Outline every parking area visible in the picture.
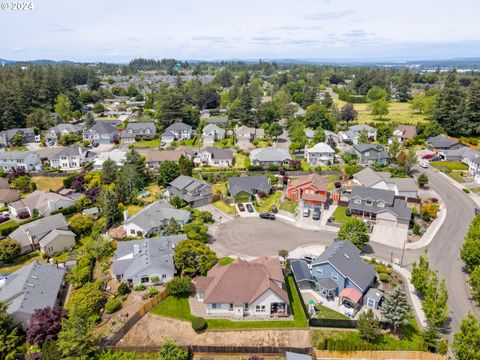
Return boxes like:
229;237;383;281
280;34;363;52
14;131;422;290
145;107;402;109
295;202;337;230
235;202;257;217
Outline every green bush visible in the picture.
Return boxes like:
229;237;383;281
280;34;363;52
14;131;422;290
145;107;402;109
0;222;20;236
133;284;146;291
463;188;470;193
147;287;159;298
437;339;448;355
247;165;263;171
117;282;130;296
166;277;191;295
150;275;160;284
379;273;389;282
50;204;79;216
191;316;207;332
105;298;122;314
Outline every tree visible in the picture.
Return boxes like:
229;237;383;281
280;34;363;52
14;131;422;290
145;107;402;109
468;265;480;303
183;222;209;243
124;148;148;185
103;190;121;228
340;103;357;124
118;164;143;204
159;339;188;360
338;218;369;249
421;321;441;352
26;108;53;130
69;213;94;236
417;173;428;187
166;277;191;295
57;307;96;360
83;235;112;261
370;98;389;119
357;129;369;144
463;81;480;136
164;217;182;235
84;112;95;128
11;175;32;193
367;86;388;102
357;309;381;343
433;71;465;136
0;301;23;360
396;70;412;102
453;313;480;360
54;94;73;122
0;239;21;263
101;158;117;184
388;137;400;160
265;122;283;141
461;215;480;272
26;306;66;346
65;282;105;322
93;102;105;114
313;127;326;144
422;272;449;328
178;155;193;176
411;253;431;298
158;160;181;186
278;249;289;261
304;103;334;130
380;286;410;333
174;239;217;276
10;133;24;146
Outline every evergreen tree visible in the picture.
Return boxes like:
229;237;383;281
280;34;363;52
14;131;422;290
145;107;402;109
178;155;193;176
84;112;95;128
158;161;181;187
54;94;73;122
421;321;441;352
164;218;182;235
433;71;465;136
464;80;480;136
103;190;121;228
0;302;23;360
453;313;480;360
357;309;381;343
388;137;400;161
396;70;412;102
357;129;369;144
100;158;117;184
124;148;148;185
57;308;96;360
380;286;410;333
313;127;326;144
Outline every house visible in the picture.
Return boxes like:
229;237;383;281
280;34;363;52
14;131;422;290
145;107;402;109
39;229;76;256
83;121;119;145
440;146;480;162
145;150;185;169
206;117;229;126
311;240;376;302
120;122;157;143
0;151;41;171
9;190;76;217
82;206;100;218
353;168;418;198
235;126;264;148
325;130;342;147
0;128;36;146
8;214;70;254
92;149;127;170
45;124;83;146
161;122;193;144
286;173;329;207
427;134;462;152
304;129;315;140
112;234;186;286
249;148;292;167
305;142;335;166
392;125;417;143
349;125;377;142
193;257;289;317
0;262;65;328
364;288;383;309
352;144;389;165
0;188;20;207
469;158;480;184
124;200;190;237
195;147;233;167
168;175;213;208
227;176;271;202
202;124;225;146
339;130;360;144
49;146;93;170
348;186;412;229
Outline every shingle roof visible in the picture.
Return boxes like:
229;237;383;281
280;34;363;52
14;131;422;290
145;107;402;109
145;150;183;163
395;125;417;139
353;168;391;187
203;124;225;134
38;229;76;247
290;260;313;282
351;186;395;204
288;173;328;192
9;190;75;216
285;352;312;360
86;121;118;134
201;146;233;160
350;124;376;132
125;200;190;232
163;122;192;135
365;287;384;302
250;148;292;162
51;146;88;158
227;176;271;197
427;134;459;148
306;142;335;154
9;214;69;248
0;151;36;160
0;177;9;189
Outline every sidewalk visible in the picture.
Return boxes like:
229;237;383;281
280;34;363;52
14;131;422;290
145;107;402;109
432;167;480;207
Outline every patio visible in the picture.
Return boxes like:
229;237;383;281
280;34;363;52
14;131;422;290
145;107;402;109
300;289;359;319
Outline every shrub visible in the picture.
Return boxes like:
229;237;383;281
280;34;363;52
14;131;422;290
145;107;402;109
438;339;448;355
345;208;351;216
413;222;420;235
463;188;470;193
0;239;21;263
150;275;160;284
147;287;159;298
334;181;341;188
269;206;278;213
0;222;19;236
191;316;207;332
379;273;389;282
117;282;130;296
17;211;30;219
166;277;191;295
105;298;122;314
133;284;146;291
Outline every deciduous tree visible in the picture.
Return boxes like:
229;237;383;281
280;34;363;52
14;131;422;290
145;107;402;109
26;306;66;346
453;313;480;360
338;218;369;249
174;240;217;276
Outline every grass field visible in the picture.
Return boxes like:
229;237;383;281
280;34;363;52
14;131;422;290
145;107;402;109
234;153;248;168
255;191;282;212
430;161;469;171
127;205;143;216
131;138;160;148
212;182;228;196
151;276;308;329
315;304;348;320
332;206;349;224
279;200;298;214
0;219;18;231
0;251;42;275
32;176;66;191
212;200;236;215
447;171;467;183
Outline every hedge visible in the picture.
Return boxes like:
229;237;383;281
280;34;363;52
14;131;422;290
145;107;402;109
0;222;20;236
50;204;79;216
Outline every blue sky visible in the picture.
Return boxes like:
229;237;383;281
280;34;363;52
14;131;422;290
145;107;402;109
1;0;480;62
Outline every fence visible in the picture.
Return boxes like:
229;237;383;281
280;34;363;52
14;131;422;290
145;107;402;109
314;350;446;360
309;318;357;328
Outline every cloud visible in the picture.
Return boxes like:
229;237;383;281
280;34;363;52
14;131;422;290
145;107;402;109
273;25;323;31
304;10;355;20
192;36;230;43
46;24;74;33
12;47;24;52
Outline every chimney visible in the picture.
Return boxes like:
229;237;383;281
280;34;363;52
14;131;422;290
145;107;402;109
123;210;129;221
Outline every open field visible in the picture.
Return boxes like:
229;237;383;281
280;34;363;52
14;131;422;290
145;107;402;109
32;176;66;191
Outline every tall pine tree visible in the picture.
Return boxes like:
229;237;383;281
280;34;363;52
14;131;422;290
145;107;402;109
433;71;465;136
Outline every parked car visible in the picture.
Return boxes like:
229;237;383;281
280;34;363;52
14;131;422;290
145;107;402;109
0;216;10;224
246;203;254;213
421;153;434;159
259;213;276;220
430;155;442;162
237;203;245;212
303;207;311;217
303;254;316;263
312;208;321;220
420;161;428;168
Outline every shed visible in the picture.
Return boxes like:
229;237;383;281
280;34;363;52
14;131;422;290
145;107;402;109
364;288;383;309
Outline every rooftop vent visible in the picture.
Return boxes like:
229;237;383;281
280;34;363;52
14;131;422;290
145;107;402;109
26;283;34;287
133;244;140;256
343;253;350;259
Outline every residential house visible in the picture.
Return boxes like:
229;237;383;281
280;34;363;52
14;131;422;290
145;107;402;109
352;144;389;165
325;130;342;147
168;175;213;208
0;262;65;328
112;234;187;286
353;168;418;198
92;149;127;170
194;257;290;317
206;117;229;126
124;200;190;237
392;125;417;143
235;125;264;148
304;129;315;140
440;145;480;162
83;121;119;145
286;173;329;207
120;122;157;143
305;142;335;166
195;147;233;167
8;214;70;254
9;190;76;217
161;122;193;144
0;128;37;146
427;134;462;152
339;130;360;144
45;124;83;146
249;148;292;167
469;158;480;184
145;150;185;169
0;188;20;207
349;125;377;142
39;229;76;257
348;186;412;229
0;151;41;171
202;124;225;146
227;176;271;202
49;146;93;170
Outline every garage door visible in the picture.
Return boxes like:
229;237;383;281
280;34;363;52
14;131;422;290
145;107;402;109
377;217;397;227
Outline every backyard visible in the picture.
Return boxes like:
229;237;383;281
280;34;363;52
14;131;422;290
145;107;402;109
0;251;43;275
32;176;66;192
314;304;348;320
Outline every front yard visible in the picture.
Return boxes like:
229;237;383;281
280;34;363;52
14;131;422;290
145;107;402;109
131;138;160;148
429;161;468;171
279;200;298;214
255;191;282;213
332;206;349;224
212;200;235;215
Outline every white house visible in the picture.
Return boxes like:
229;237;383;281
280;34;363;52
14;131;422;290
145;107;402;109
249;148;292;167
45;124;83;146
305;142;335;166
469;158;480;184
0;151;41;172
202;124;225;144
195;147;234;167
49;146;92;170
93;149;127;170
161;123;193;144
9;190;76;217
39;229;76;256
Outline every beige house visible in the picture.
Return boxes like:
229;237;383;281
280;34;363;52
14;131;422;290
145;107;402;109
39;229;76;256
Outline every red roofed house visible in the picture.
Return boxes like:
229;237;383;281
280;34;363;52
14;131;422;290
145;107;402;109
194;257;289;317
286;173;330;206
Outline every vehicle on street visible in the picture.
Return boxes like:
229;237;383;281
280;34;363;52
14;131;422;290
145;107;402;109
303;208;311;217
259;213;276;220
312;207;321;220
421;153;434;159
237;203;245;212
246;203;254;213
430;155;442;162
420;161;428;168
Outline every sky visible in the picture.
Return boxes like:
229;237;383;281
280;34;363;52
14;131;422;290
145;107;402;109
1;0;480;62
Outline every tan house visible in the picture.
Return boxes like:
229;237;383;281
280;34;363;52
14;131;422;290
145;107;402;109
39;229;76;256
0;189;20;207
9;190;76;217
145;150;184;169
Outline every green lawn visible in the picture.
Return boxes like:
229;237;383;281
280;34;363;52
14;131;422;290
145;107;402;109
127;205;143;216
212;200;236;215
470;187;480;194
430;161;468;171
151;276;308;329
234;153;248;169
214;137;235;149
0;219;18;231
447;171;467;183
314;304;348;320
212;182;228;196
218;257;235;266
279;200;298;214
255;191;282;212
0;251;43;275
131;138;160;148
332;206;349;224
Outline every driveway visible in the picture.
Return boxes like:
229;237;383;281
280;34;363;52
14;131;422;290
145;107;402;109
273;130;291;150
371;225;408;249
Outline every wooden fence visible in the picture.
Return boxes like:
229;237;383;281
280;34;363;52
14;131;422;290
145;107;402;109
314;350;446;360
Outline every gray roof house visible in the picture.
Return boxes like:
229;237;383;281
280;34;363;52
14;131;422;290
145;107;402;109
195;147;234;167
112;234;186;286
9;190;76;217
202;124;225;145
0;262;65;328
45;124;83;146
227;175;271;202
121;122;157;143
83;121;119;145
206;117;229;126
352;144;389;165
427;134;462;151
9;214;70;254
349;124;377;142
0;151;41;172
249;148;292;167
124;200;191;238
0;128;36;146
49;146;93;171
168;175;213;208
353;168;418;198
161;122;193;144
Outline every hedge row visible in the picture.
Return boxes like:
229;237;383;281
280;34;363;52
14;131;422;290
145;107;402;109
0;215;45;237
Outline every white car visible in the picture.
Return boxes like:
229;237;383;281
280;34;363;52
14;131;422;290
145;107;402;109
420;161;428;168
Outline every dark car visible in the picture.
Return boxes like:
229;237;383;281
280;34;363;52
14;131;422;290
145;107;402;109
430;155;442;162
259;213;276;220
312;208;321;220
246;203;254;213
0;216;10;224
237;203;245;212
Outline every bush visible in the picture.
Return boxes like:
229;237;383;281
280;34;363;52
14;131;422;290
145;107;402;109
413;222;420;235
0;238;21;263
150;275;160;284
0;222;20;236
247;165;263;171
17;211;30;219
269;206;278;213
166;277;191;295
438;339;448;355
133;284;146;291
379;273;389;282
117;282;130;296
191;316;207;332
105;298;122;314
463;188;470;193
345;208;351;216
147;287;159;298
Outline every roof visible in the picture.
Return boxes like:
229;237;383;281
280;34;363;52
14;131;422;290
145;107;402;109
0;262;65;324
227;176;271;197
393;178;417;192
0;188;19;202
207;117;228;125
365;288;384;302
201;147;233;160
9;214;69;248
350;186;395;204
317;277;337;290
427;134;460;148
194;257;289;306
51;146;88;159
125;200;190;232
353;144;388;160
395;125;417;139
290;260;313;282
0;151;37;160
145;150;183;163
306;142;335;154
353;168;391;187
304;129;315;139
112;234;187;279
285;352;312;360
350;124;376;132
125;122;156;131
48;124;83;135
169;176;212;202
163;122;192;135
250;147;292;162
339;287;362;303
82;207;99;215
312;240;376;292
38;229;76;247
288;173;328;192
9;190;75;215
203;124;225;134
86;121;118;134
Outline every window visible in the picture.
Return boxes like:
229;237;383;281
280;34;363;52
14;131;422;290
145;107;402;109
244;303;249;310
212;303;219;309
365;200;373;206
229;303;234;311
354;198;361;205
255;305;266;312
332;272;338;281
316;268;323;276
377;202;385;208
130;229;135;235
162;274;167;279
141;276;149;283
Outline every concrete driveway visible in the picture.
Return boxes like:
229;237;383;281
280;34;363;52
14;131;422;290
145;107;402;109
236;202;257;217
371;224;408;249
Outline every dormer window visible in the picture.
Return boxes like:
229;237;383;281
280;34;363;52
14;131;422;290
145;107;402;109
365;200;373;206
378;202;385;207
354;198;361;205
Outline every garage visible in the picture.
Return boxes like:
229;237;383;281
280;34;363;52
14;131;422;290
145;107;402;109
376;210;409;230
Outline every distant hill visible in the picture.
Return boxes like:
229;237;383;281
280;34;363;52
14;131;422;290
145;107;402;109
0;58;77;65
